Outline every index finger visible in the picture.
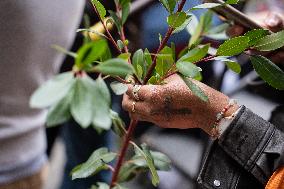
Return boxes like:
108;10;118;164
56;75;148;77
126;84;156;101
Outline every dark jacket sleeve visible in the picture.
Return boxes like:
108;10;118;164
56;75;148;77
198;106;284;189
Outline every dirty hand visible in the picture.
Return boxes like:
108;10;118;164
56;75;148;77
122;74;239;135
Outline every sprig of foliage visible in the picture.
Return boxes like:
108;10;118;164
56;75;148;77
30;0;284;188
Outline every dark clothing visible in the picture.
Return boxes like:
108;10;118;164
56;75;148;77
198;106;284;189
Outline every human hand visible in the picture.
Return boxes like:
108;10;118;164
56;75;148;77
122;74;239;135
227;12;284;64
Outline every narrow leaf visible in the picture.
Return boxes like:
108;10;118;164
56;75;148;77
167;11;187;28
179;44;209;62
225;61;241;74
121;2;130;24
253;30;284;51
91;0;106;19
95;58;134;77
250;55;284;90
181;75;208;102
191;3;221;10
217;36;249;56
52;45;77;58
176;61;201;78
155;47;174;77
244;29;269;46
131;143;160;186
132;49;145;79
226;0;239;4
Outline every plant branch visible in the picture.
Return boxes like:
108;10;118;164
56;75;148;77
110;119;138;187
110;1;187;188
115;3;130;54
91;4;122;53
143;0;187;84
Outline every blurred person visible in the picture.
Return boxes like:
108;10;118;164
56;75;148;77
0;0;84;188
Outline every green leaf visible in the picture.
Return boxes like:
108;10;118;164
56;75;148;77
186;14;199;36
148;76;158;84
226;0;239;4
118;162;144;182
205;23;229;40
131;143;159;186
132;150;171;171
108;10;122;31
91;0;106;19
30;72;75;108
244;29;270;46
95;58;134;77
176;61;202;78
92;77;112;129
117;40;125;50
121;2;130;24
150;151;171;171
173;14;192;34
70;76;95;128
201;11;213;33
156;47;174;77
188;14;203;47
250;55;284;90
180;75;209;102
159;0;170;12
213;56;241;74
191;3;221;10
132;49;145;79
52;45;77;58
46;93;72;127
144;48;152;68
76;28;108;39
75;40;107;69
110;110;126;137
71;148;116;180
110;81;128;95
179;44;209;62
168;0;177;12
225;61;241;74
253;30;284;51
167;11;187;28
217;36;249;56
118;53;131;60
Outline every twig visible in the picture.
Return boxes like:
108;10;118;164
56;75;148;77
143;0;187;84
91;4;122;53
110;119;138;187
109;1;188;188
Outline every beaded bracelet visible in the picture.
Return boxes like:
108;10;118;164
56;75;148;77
211;99;237;139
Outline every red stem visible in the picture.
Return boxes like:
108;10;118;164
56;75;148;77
110;0;187;188
110;119;138;187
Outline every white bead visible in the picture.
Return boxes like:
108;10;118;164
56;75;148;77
214;180;221;187
216;113;223;120
229;99;237;106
